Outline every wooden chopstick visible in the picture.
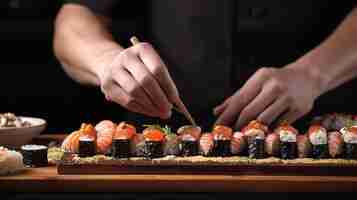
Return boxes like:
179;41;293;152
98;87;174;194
129;36;197;126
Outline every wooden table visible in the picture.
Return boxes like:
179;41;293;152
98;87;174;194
1;134;357;192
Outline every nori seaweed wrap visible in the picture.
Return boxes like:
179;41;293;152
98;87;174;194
211;125;233;157
248;137;265;159
112;139;131;159
21;145;48;167
308;125;329;159
178;125;202;157
341;126;357;159
78;138;96;157
242;121;268;159
143;126;166;159
276;124;298;160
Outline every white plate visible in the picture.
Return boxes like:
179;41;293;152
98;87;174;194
0;117;47;149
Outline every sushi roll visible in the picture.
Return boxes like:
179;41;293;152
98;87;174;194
231;132;247;156
95;120;116;155
143;126;166;159
21;145;48;167
242;120;268;159
275;123;298;160
177;125;202;157
297;134;312;158
112;122;136;159
199;133;214;156
78;123;97;157
328;131;344;158
308;125;329;159
211;125;233;157
265;132;280;157
340;126;357;159
0;147;24;175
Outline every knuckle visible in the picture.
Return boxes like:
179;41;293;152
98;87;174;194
123;96;135;107
284;95;294;105
138;42;153;51
152;64;164;77
118;50;133;65
270;79;286;94
257;67;274;78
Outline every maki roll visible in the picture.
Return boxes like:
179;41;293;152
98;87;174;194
211;125;233;157
231;132;247;156
275;123;298;160
143;126;166;159
308;125;329;159
328;131;344;158
21;145;48;167
297;134;312;158
78;123;97;157
112;122;136;159
199;133;214;156
177;125;202;157
340;126;357;159
242;120;268;159
265;132;280;157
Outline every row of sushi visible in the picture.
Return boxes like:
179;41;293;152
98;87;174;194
61;117;357;160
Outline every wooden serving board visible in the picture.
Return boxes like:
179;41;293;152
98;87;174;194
57;153;357;176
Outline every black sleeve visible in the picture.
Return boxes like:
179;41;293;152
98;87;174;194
64;0;117;16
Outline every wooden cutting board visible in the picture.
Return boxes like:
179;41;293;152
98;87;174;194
58;153;357;176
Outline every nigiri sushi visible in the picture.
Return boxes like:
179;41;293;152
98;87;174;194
242;120;268;159
265;132;280;157
275;123;298;160
143;126;166;159
231;132;247;156
177;125;201;157
308;125;328;159
199;133;214;156
341;126;357;159
112;122;136;159
78;123;97;157
131;133;145;157
95;120;116;154
328;131;344;158
61;130;81;153
297;134;312;158
212;125;233;157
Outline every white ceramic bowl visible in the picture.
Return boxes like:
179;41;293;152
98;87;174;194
0;117;47;149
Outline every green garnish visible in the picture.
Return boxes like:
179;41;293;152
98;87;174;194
143;124;176;136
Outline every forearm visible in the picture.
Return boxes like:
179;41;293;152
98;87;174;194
294;7;357;94
54;4;123;86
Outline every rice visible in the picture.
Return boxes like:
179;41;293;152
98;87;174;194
0;147;24;175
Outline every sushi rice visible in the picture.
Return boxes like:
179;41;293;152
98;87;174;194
0;146;24;175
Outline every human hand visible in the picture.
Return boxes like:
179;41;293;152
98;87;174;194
214;65;324;129
98;42;179;119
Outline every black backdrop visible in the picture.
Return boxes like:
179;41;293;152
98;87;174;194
0;1;357;134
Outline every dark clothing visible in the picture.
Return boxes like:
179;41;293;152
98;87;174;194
69;0;357;131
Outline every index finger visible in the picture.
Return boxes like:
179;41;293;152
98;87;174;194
215;68;271;126
134;43;180;103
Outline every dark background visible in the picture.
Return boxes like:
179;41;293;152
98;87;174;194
0;0;123;133
0;0;357;134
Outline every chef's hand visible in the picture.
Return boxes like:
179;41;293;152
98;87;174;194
214;65;324;129
98;42;179;119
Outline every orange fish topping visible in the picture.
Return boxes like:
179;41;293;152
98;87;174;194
143;128;165;142
114;122;136;140
348;126;357;135
212;125;233;139
242;120;268;134
308;125;325;137
79;123;97;140
275;124;298;135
